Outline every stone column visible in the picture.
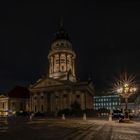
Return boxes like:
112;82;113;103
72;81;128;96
33;94;35;112
69;91;72;109
44;93;47;112
36;94;39;112
84;92;86;110
49;58;51;75
52;55;54;73
59;53;61;72
65;53;67;72
47;92;51;112
29;94;31;112
72;57;75;76
30;94;33;112
50;94;53;112
61;92;63;110
41;92;44;112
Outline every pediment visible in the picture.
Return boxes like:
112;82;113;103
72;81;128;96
0;95;7;98
30;78;64;89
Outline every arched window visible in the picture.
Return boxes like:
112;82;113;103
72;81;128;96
62;66;64;71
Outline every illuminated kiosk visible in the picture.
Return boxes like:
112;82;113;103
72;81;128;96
117;83;136;121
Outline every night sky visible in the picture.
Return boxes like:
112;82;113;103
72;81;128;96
0;0;140;92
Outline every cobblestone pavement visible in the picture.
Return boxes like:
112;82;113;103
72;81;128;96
1;117;140;140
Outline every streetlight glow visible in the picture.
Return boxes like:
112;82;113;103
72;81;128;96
117;88;123;93
114;73;137;120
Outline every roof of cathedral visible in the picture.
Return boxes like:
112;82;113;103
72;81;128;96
0;94;7;98
30;76;94;95
52;26;70;43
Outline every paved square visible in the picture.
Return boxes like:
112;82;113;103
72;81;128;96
1;117;140;140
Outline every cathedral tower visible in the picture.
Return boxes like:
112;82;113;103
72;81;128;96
48;24;76;82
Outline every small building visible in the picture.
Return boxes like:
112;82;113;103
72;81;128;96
0;94;9;116
0;86;29;116
8;86;30;113
94;94;121;111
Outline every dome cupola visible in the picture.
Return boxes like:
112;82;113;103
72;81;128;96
48;23;76;82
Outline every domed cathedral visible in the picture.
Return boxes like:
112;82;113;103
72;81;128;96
48;24;76;82
29;23;94;114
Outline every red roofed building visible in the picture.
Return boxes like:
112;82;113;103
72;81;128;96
0;86;30;116
8;86;30;99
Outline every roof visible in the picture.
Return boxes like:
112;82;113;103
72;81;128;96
30;77;94;96
8;86;30;98
52;27;70;43
0;94;8;98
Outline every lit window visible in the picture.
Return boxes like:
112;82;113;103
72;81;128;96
67;59;70;64
62;66;64;71
56;59;59;64
3;102;5;109
61;59;65;63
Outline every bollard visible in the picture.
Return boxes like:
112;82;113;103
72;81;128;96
109;114;112;122
62;114;65;120
83;113;87;120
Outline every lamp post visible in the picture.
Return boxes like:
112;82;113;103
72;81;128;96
117;83;137;119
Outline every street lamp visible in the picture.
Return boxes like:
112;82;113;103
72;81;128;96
117;83;137;119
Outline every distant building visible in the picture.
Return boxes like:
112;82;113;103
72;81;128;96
0;94;8;116
29;24;94;114
0;86;29;116
94;91;140;117
8;86;30;113
94;94;121;111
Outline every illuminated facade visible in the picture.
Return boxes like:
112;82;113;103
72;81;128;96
0;95;8;116
94;95;121;110
0;86;29;116
29;25;94;114
48;27;76;82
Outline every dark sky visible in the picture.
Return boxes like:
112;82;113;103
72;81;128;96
0;0;140;92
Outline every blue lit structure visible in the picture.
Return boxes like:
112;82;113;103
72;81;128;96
94;95;121;111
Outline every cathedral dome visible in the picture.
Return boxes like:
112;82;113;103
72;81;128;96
52;27;70;42
48;24;76;82
51;26;72;50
